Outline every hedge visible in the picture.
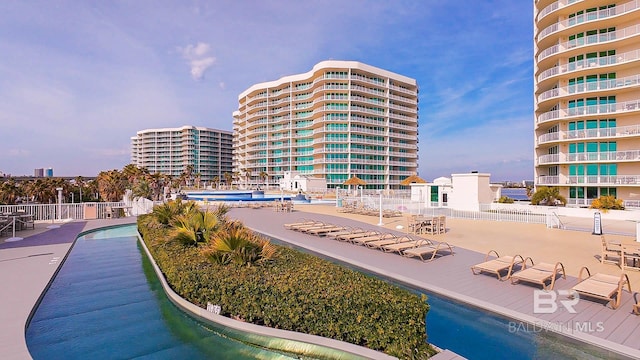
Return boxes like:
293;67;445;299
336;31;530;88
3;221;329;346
138;214;435;359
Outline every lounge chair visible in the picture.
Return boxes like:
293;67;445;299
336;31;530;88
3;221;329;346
510;259;566;290
601;235;622;265
325;227;365;239
634;298;640;315
381;237;431;253
284;219;317;230
305;224;347;236
363;233;406;248
402;241;454;262
335;230;380;242
470;250;524;281
289;221;330;232
298;223;338;233
571;267;631;309
351;232;395;246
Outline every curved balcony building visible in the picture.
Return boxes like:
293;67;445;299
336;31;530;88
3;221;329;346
233;60;419;190
130;126;233;182
534;0;640;207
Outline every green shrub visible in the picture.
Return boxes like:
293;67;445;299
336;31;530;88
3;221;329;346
498;196;514;203
138;214;435;358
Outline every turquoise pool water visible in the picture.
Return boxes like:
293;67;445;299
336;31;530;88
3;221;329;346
25;225;297;359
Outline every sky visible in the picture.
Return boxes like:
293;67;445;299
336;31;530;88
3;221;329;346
0;1;534;182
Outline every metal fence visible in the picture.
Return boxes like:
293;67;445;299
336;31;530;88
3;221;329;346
341;196;549;225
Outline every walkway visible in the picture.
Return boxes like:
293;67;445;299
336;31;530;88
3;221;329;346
0;218;136;360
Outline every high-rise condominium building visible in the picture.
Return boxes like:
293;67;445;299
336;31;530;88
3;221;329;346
534;0;640;207
130;126;233;181
233;60;419;190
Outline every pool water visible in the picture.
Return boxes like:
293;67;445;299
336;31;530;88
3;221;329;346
25;225;297;360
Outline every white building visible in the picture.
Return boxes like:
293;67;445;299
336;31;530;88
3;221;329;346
279;171;327;193
130;126;233;181
411;172;502;211
233;60;418;191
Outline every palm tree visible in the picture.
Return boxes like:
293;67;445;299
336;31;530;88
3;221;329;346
223;172;232;190
96;169;126;202
243;168;251;189
75;176;85;203
212;176;220;190
171;208;221;246
530;187;567;206
0;179;21;205
259;171;268;190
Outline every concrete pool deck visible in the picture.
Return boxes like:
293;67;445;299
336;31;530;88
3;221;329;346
2;206;640;359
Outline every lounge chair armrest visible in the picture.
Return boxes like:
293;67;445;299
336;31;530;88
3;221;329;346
522;257;535;269
578;266;591;282
485;249;500;262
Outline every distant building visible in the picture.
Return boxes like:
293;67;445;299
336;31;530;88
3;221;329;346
34;168;44;177
233;60;419;191
130;126;233;181
45;168;54;177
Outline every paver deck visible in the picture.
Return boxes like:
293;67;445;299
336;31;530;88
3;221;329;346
229;206;640;359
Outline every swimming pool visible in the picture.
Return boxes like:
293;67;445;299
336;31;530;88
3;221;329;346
25;225;299;359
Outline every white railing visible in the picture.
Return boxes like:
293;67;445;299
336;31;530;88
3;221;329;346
538;25;640;62
537;49;640;82
537;98;640;123
538;74;640;102
0;202;126;222
538;1;640;41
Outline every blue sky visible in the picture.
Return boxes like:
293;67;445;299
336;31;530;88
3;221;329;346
0;1;533;182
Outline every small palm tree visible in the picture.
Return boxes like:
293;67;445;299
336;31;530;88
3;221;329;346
171;208;220;246
530;187;567;206
202;221;277;266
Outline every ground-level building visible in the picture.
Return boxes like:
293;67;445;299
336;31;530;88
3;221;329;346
412;172;502;212
279;171;327;193
534;0;640;208
130;126;233;182
232;60;419;191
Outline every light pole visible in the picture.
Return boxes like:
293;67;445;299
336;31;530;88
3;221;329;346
56;187;63;221
377;190;384;226
71;192;74;204
359;186;363;205
336;186;340;207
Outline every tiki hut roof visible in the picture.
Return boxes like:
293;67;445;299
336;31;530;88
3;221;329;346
343;176;367;186
400;175;427;186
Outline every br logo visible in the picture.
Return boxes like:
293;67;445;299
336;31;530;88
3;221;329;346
533;290;579;314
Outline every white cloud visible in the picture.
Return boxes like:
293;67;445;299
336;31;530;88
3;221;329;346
178;42;216;80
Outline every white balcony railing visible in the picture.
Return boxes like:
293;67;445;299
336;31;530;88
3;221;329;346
538;24;640;62
538;74;640;103
537;124;640;144
537;50;640;83
537;99;640;124
538;0;640;41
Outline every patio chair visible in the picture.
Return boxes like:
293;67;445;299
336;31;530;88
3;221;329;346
402;241;455;262
571;267;631;309
601;235;622;265
510;258;566;290
470;250;524;281
622;245;640;272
